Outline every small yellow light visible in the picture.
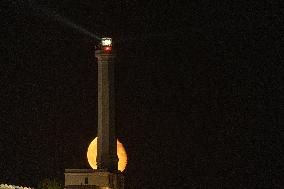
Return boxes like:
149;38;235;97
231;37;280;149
101;38;112;46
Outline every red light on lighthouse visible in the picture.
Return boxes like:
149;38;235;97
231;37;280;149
103;46;112;52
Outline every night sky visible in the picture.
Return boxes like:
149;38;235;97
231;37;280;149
0;1;283;188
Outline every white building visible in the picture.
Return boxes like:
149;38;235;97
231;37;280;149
64;169;124;189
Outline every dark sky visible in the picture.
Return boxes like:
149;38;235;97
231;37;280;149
0;0;283;188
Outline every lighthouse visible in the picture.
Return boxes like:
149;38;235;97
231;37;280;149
64;38;124;189
96;38;119;172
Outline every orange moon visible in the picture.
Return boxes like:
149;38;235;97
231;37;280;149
87;137;127;172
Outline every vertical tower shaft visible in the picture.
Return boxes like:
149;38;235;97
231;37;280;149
95;50;118;172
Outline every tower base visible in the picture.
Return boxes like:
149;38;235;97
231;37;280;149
64;169;124;189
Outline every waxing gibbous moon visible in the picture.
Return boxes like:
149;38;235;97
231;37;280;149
87;137;127;172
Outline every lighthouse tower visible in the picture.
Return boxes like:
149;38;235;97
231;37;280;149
96;46;118;172
64;38;124;189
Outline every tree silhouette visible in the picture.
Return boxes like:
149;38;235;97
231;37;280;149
38;179;62;189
